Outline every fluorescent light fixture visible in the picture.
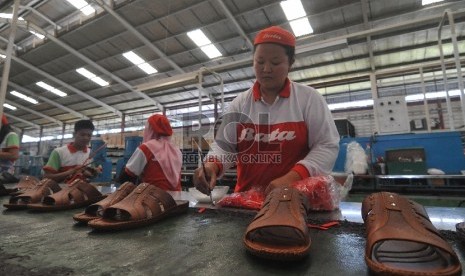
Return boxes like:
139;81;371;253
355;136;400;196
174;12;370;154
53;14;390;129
0;13;24;20
10;91;38;104
0;54;5;58
29;30;45;39
36;81;67;97
290;18;313;37
187;29;222;59
76;68;109;86
280;0;306;20
200;44;222;59
3;103;17;110
328;99;374;110
123;51;158;75
422;0;444;5
281;0;313;36
66;0;95;16
137;63;157;75
187;29;211;46
123;51;145;64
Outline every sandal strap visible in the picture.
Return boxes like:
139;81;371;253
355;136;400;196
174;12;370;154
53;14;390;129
85;182;136;215
105;183;177;220
14;178;59;203
45;179;101;205
246;187;309;235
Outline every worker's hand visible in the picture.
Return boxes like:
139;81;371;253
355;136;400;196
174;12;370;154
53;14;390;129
265;171;302;195
193;162;218;195
82;166;98;177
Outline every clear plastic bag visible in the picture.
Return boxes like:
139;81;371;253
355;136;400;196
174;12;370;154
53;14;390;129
344;141;368;174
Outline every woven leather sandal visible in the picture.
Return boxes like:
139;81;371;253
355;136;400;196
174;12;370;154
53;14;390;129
3;178;60;210
27;179;105;211
362;192;462;276
88;183;189;231
8;175;40;197
243;187;311;261
73;182;136;223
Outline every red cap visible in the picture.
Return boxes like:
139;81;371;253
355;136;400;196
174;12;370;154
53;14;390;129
254;26;296;47
147;114;173;136
1;115;7;126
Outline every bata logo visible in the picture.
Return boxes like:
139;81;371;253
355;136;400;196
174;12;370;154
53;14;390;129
238;128;296;142
263;34;282;40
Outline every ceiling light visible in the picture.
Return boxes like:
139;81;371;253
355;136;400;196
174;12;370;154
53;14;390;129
200;44;222;59
3;103;16;110
137;63;157;75
422;0;444;5
0;13;24;20
66;0;95;16
10;91;39;104
187;29;211;46
280;0;313;37
289;18;313;37
187;29;222;59
29;30;45;39
76;68;109;86
123;51;158;75
36;81;67;97
280;0;306;20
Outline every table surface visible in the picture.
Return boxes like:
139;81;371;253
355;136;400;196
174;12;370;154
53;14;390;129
0;187;464;276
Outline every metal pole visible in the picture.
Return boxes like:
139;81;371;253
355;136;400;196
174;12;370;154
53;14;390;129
446;10;465;128
438;10;455;130
0;0;20;128
419;67;431;132
370;73;380;134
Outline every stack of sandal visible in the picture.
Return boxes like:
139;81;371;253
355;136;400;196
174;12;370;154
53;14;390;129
243;187;311;261
26;178;106;211
362;192;462;276
4;178;61;210
74;182;189;231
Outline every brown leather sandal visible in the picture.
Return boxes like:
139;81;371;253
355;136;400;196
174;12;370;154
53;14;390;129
9;176;40;197
243;187;311;261
362;192;462;276
88;183;189;231
27;179;106;211
3;178;61;210
73;182;136;223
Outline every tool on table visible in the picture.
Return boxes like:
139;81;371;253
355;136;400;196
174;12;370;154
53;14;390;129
194;140;215;206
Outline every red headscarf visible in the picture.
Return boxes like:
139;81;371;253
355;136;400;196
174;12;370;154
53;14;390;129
2;115;8;126
143;114;181;189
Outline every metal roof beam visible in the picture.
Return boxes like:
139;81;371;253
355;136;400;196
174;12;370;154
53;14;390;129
94;0;214;104
5;113;40;129
6;99;63;126
6;81;89;119
0;48;123;117
216;0;254;50
24;22;164;112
